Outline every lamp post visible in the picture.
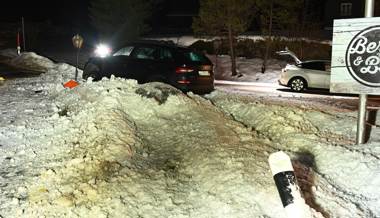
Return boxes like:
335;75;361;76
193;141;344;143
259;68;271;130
72;34;84;81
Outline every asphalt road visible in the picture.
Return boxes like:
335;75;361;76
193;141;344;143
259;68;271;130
215;80;356;98
214;80;380;109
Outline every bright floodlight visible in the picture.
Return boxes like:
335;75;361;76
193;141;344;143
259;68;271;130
95;44;111;58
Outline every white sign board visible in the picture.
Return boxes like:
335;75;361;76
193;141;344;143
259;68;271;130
331;17;380;94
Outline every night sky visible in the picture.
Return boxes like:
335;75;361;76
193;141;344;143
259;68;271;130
0;0;198;29
0;0;90;24
0;0;199;49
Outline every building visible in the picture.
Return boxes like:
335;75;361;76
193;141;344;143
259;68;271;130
324;0;366;30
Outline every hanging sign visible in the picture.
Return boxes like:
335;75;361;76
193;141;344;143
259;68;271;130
331;17;380;94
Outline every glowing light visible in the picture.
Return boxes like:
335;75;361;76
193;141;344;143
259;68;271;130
95;44;111;58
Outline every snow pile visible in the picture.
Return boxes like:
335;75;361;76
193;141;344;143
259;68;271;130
6;79;286;217
207;91;380;217
144;36;215;47
146;35;331;47
0;49;19;60
1;51;379;218
9;52;56;72
1;72;324;217
0;51;56;72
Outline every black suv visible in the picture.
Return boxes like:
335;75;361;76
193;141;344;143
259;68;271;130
83;40;214;93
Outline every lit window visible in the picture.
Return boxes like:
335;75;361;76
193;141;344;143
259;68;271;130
340;3;352;16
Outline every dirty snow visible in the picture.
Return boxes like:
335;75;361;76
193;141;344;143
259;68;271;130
0;51;379;218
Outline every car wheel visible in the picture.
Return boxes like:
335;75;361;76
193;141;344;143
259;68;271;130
83;63;100;81
289;77;307;92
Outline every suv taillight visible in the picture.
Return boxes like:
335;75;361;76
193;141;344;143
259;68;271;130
176;67;194;73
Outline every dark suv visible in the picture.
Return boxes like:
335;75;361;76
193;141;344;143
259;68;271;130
83;40;214;93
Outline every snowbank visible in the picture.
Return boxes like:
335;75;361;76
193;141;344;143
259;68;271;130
2;78;290;217
207;91;380;217
145;35;332;47
1;51;379;218
0;51;56;72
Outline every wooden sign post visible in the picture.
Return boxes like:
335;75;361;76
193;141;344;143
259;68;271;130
331;0;377;144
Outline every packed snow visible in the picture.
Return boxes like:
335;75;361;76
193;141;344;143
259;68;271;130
0;50;379;218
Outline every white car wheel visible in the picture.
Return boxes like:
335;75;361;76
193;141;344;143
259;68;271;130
290;78;306;92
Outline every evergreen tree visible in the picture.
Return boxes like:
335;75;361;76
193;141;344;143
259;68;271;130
193;0;255;76
89;0;159;47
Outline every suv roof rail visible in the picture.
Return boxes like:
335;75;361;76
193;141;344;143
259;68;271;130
133;39;177;46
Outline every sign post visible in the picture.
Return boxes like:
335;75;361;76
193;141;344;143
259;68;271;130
331;0;377;144
365;0;375;17
357;0;375;144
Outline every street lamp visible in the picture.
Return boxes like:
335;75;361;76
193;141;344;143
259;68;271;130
72;34;84;81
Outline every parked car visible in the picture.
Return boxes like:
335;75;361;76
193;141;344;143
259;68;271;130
277;48;331;92
83;40;214;93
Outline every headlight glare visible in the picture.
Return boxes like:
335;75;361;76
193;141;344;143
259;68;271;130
95;44;111;58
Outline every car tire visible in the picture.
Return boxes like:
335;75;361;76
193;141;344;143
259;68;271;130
289;77;307;92
83;63;100;81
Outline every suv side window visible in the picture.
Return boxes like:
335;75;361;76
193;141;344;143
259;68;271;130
159;48;173;61
131;46;159;60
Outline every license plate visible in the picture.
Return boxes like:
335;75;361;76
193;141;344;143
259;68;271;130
198;71;210;76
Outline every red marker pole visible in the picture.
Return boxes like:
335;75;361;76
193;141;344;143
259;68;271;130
17;32;21;55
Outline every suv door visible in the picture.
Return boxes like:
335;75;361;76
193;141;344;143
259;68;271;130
129;45;174;83
108;46;134;78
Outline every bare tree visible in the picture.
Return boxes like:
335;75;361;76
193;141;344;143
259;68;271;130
257;0;302;73
193;0;255;76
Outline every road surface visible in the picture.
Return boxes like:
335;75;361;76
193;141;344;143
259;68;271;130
215;80;380;109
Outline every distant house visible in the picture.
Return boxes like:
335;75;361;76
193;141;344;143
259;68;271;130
324;0;366;30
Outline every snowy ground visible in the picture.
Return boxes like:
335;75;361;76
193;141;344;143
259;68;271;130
208;55;286;83
0;50;380;218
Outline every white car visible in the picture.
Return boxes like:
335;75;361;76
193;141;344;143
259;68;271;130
277;49;331;92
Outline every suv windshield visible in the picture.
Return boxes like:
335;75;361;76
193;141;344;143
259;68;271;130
113;46;134;56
